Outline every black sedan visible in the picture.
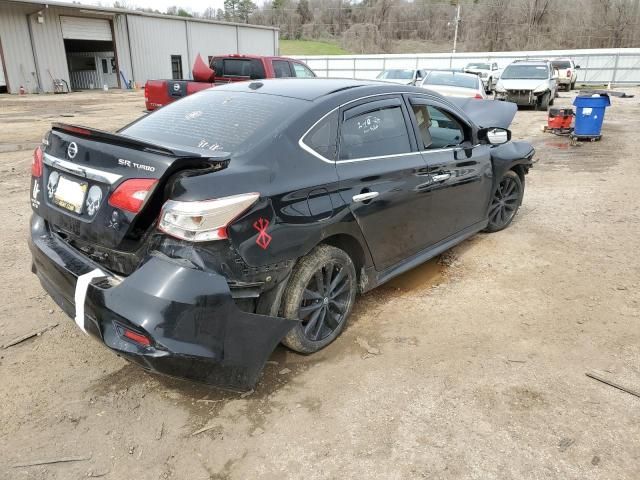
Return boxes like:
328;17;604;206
28;79;534;390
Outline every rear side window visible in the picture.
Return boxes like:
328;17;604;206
302;111;338;160
339;105;411;160
273;60;293;78
121;90;305;154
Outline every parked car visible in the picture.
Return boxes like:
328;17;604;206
144;54;316;111
29;79;534;390
376;68;427;85
494;60;558;110
464;61;501;92
551;58;580;90
420;70;487;99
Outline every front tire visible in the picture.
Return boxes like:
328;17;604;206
281;245;357;354
536;92;550;111
485;170;524;233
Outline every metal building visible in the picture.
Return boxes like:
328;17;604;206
0;0;279;94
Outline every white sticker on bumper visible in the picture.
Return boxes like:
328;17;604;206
74;268;105;334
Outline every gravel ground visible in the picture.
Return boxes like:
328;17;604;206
0;88;639;480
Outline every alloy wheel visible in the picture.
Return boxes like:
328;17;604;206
489;175;521;229
298;261;351;341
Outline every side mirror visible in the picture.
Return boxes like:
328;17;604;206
575;65;581;69
479;127;511;145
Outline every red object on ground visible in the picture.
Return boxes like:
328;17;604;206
547;107;574;130
144;54;316;111
192;53;215;82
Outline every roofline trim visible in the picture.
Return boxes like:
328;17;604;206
4;0;280;31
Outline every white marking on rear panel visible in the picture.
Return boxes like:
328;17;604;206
74;269;105;334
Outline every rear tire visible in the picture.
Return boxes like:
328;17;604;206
485;170;524;233
281;245;357;354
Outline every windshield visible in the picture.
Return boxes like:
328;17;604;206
122;90;305;154
377;69;414;80
552;60;571;69
466;63;490;70
423;72;478;89
501;65;549;80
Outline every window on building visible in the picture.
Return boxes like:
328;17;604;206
101;59;108;74
171;55;183;80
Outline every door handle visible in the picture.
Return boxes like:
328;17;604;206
431;173;451;182
352;191;379;203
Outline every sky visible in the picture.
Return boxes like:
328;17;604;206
57;0;232;15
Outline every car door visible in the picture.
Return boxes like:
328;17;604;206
407;96;493;241
335;96;432;271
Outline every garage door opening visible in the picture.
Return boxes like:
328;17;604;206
62;16;119;91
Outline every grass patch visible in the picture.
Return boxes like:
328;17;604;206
280;39;349;56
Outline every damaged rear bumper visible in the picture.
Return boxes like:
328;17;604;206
28;214;297;391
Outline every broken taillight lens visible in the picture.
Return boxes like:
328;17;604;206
108;178;157;213
32;146;43;177
473;93;483;99
158;192;260;242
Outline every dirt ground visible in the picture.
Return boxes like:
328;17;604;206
1;87;639;480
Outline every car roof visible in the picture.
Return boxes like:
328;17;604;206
426;70;479;79
509;60;550;66
213;78;419;101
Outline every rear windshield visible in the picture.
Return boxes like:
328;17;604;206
466;63;490;70
424;72;478;89
501;65;549;79
121;90;305;154
377;69;414;80
552;60;571;69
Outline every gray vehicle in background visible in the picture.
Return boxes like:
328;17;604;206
376;68;428;85
494;60;558;111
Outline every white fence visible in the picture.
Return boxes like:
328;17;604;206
295;48;640;85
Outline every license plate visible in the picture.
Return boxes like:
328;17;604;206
53;176;88;214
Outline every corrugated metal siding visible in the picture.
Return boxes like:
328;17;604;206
126;15;189;82
113;14;132;88
60;16;112;41
0;2;38;93
238;28;277;56
29;6;71;93
188;22;237;61
69;69;99;90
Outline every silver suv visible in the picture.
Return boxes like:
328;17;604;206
495;60;558;111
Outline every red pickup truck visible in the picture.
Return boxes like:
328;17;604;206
144;54;316;111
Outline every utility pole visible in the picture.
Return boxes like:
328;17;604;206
450;2;461;68
452;2;461;54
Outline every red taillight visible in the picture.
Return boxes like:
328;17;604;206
108;178;157;213
473;93;483;99
122;328;151;347
62;125;91;136
566;69;572;78
32;146;43;177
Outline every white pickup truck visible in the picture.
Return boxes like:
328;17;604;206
463;62;502;92
550;58;580;90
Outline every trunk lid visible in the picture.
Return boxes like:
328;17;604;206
34;123;229;255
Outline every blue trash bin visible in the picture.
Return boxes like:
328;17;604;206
572;94;611;138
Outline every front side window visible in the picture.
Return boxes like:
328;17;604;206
339;105;411;160
410;103;432;149
293;63;315;78
425;106;464;149
273;60;292;78
302;111;338;160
